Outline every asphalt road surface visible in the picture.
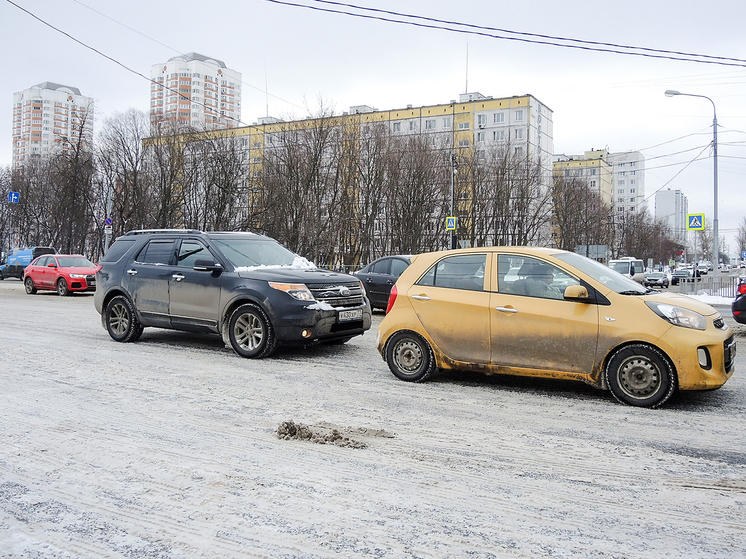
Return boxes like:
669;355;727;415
1;279;745;558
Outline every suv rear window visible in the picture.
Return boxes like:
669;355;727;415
101;239;136;262
135;240;175;265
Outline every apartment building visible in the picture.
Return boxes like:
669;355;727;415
608;151;645;218
11;82;94;169
150;52;242;133
553;150;614;204
655;188;688;243
552;149;646;214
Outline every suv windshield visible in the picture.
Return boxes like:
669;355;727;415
213;238;313;269
554;253;646;294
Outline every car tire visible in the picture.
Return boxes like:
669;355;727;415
385;331;435;382
24;277;37;294
228;304;276;358
57;278;70;296
105;295;143;343
605;344;676;408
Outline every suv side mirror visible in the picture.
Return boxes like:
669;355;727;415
564;284;591;302
193;259;223;273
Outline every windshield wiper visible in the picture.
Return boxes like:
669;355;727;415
618;289;648;295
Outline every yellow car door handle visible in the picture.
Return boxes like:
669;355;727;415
412;295;431;301
495;306;518;313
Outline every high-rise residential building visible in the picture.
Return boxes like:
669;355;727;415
552;149;647;215
150;52;242;133
11;82;94;169
553;149;614;204
608;151;645;218
655;188;688;243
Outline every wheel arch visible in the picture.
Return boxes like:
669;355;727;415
600;340;678;391
220;295;272;346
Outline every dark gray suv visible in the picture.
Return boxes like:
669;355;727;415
94;230;372;358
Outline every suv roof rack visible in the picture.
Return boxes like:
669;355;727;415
124;229;202;236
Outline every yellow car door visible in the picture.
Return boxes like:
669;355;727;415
407;253;492;364
490;254;599;376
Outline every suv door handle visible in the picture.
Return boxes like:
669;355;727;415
495;306;518;313
411;295;430;301
126;269;137;275
172;273;185;282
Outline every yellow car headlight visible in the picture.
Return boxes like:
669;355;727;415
646;302;707;330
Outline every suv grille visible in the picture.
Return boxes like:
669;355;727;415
307;281;364;308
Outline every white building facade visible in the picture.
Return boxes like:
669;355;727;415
11;82;94;169
655;189;688;243
608;151;645;218
150;52;242;133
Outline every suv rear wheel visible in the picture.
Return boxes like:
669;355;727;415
106;295;144;342
228;303;276;358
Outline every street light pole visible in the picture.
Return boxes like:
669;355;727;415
664;90;719;266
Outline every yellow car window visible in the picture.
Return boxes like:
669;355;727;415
498;255;578;300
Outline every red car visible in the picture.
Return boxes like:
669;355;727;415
24;254;100;296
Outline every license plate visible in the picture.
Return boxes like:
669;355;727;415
338;309;363;322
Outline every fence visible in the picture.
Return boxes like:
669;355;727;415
677;273;742;298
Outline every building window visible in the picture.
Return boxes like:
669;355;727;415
619;197;624;203
620;171;626;176
393;122;401;132
409;121;417;131
591;168;596;175
426;119;436;130
477;114;486;126
514;146;523;156
630;188;635;193
494;112;505;124
515;110;524;122
493;130;505;141
458;122;470;130
618;180;625;185
458;139;470;147
443;117;451;128
618;189;625;194
514;129;524;140
477;132;485;142
630;180;635;185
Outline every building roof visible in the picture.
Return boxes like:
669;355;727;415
31;82;82;96
167;52;227;68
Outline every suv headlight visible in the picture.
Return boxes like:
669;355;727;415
69;273;86;278
268;282;315;301
646;302;706;330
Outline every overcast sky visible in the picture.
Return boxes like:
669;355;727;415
2;0;745;253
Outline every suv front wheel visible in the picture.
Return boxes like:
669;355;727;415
228;303;276;358
106;295;144;342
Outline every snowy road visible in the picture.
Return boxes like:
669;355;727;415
1;279;745;558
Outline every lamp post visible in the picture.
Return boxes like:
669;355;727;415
664;90;719;266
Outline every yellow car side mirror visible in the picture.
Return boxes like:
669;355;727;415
564;284;590;302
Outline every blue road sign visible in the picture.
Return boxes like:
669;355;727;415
687;213;705;231
105;217;113;226
742;250;746;259
446;216;456;231
8;191;19;203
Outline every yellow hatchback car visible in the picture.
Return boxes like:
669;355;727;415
377;247;736;408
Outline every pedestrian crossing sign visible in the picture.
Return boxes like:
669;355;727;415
687;214;705;231
446;216;457;231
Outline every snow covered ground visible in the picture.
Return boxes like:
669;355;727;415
1;280;745;558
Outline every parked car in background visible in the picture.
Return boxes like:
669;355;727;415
697;263;709;276
608;257;645;283
671;269;692;286
353;255;411;310
94;229;372;358
23;255;100;296
733;277;746;324
643;271;669;289
378;247;735;408
0;246;56;280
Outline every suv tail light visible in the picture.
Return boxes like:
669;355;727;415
738;283;746;295
385;284;398;314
